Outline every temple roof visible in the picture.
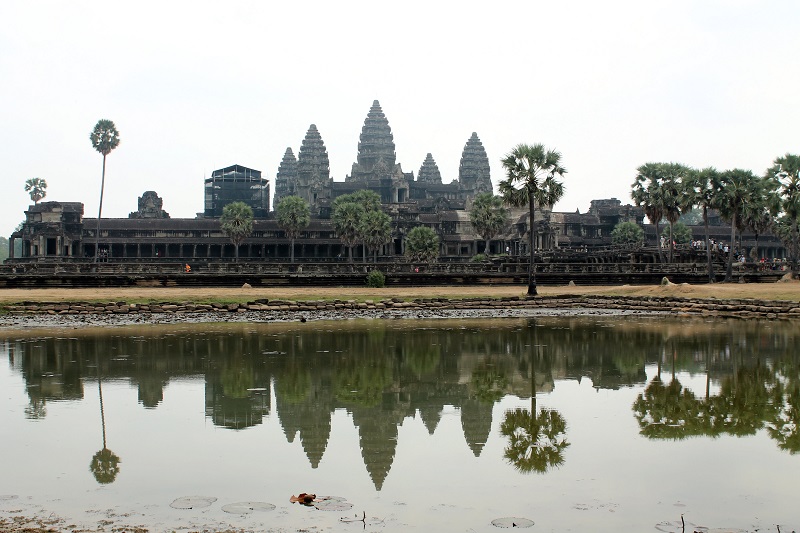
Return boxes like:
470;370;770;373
297;124;330;183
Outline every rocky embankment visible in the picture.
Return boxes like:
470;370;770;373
1;294;799;328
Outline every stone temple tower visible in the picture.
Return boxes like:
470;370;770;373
346;100;412;202
296;124;331;209
417;153;442;184
273;147;298;210
458;132;492;196
347;100;399;182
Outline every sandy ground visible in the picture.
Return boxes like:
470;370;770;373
0;280;799;304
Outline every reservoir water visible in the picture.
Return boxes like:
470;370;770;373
1;316;798;532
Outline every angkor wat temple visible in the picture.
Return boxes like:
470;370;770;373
9;100;783;265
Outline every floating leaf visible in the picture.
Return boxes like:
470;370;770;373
315;498;353;511
290;493;317;504
491;516;534;528
221;501;276;514
170;496;217;509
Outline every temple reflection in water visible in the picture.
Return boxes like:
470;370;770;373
4;317;799;489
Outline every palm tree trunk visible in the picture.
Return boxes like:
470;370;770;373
290;237;295;263
655;221;664;263
348;245;353;262
668;221;674;263
94;154;107;262
725;213;737;281
704;207;714;283
527;195;537;296
485;238;490;255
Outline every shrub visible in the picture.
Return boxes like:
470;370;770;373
470;253;489;262
366;269;386;288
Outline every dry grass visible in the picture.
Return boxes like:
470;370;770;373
0;279;799;304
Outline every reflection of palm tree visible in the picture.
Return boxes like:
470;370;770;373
500;407;568;473
90;356;120;484
500;322;569;473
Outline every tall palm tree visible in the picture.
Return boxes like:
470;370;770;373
333;201;364;262
499;144;566;296
90;119;120;262
24;177;47;204
766;154;800;279
716;169;760;281
359;209;393;262
275;196;310;263
469;193;510;255
658;163;691;263
631;163;666;263
220;201;254;261
683;167;720;282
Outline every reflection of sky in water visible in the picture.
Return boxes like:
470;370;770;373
0;318;798;532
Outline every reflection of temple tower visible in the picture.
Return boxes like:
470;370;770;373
418;405;441;434
205;380;270;430
296;125;332;211
273;147;298;209
460;399;493;457
458;132;492;195
275;378;332;469
351;407;399;491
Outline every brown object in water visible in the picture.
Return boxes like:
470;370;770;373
290;493;316;505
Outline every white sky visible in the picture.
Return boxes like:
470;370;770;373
1;0;798;237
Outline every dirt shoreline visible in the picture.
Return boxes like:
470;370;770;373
2;282;800;330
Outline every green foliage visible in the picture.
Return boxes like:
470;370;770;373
24;177;47;204
90;119;120;156
359;209;393;261
220;201;254;260
611;221;645;246
766;153;800;276
405;226;439;263
366;269;386;288
500;407;569;473
469;193;509;251
333;191;388;262
660;221;692;244
470;253;489;262
678;208;704;225
276;195;310;263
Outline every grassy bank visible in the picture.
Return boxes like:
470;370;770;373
0;280;799;306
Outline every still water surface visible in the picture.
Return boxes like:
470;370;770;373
1;317;798;532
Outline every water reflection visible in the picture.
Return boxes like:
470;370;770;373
3;317;800;491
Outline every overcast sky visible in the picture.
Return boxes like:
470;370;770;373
1;0;798;238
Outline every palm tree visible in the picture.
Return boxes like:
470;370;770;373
716;169;760;281
89;119;120;262
220;201;254;261
499;144;566;296
275;195;310;263
24;178;47;204
658;163;691;263
766;154;800;278
359;209;393;262
332;201;365;262
469;192;509;255
631;163;666;263
405;226;439;263
683;167;720;282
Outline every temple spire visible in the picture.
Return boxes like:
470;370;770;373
458;132;492;196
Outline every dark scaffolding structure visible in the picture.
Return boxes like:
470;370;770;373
204;164;270;218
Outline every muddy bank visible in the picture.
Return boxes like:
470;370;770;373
2;294;799;329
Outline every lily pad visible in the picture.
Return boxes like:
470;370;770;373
314;497;353;511
221;501;276;514
170;496;217;509
491;517;534;528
